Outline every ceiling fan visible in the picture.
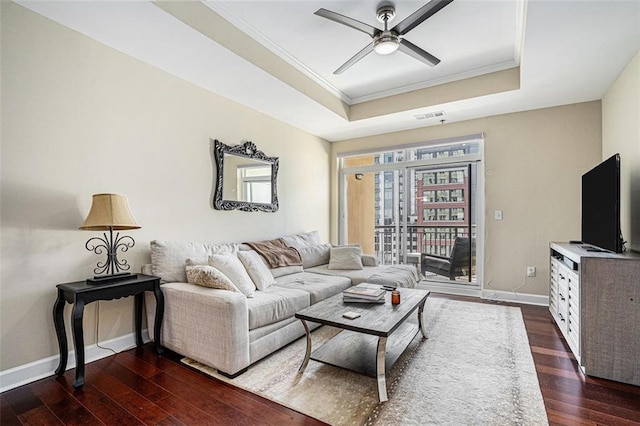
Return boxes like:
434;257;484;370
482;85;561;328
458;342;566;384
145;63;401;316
314;0;454;74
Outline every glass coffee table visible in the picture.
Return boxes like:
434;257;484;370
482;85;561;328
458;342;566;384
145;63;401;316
295;287;430;402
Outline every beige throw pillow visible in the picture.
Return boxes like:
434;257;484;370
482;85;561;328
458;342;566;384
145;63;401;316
297;243;331;268
185;264;241;293
328;246;363;270
237;250;276;290
361;254;378;267
209;253;256;297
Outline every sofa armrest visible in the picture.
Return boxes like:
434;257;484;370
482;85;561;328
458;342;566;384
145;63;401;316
361;254;378;267
145;282;250;375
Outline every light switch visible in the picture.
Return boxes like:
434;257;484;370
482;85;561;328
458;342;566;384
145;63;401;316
494;210;503;220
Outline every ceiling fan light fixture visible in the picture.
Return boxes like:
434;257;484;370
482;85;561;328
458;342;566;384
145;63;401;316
374;34;400;55
316;1;451;73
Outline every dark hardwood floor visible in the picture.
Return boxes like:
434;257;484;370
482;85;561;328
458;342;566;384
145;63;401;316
2;294;639;425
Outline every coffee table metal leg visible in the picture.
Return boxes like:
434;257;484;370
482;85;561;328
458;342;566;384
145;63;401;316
418;299;428;338
298;319;311;373
376;336;388;402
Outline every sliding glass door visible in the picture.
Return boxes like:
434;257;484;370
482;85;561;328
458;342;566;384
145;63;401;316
339;137;482;286
408;163;477;283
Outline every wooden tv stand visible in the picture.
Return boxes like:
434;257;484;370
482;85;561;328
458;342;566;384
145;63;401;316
549;242;639;386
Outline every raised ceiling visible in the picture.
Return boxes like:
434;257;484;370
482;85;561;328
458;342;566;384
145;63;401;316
16;0;640;142
206;0;523;103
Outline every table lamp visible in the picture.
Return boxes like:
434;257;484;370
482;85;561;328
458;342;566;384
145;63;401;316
80;193;140;281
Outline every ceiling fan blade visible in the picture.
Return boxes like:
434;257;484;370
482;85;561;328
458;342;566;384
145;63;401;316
392;0;454;35
334;42;375;75
398;39;440;66
315;8;380;38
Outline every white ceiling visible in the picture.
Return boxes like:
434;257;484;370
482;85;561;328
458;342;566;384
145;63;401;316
207;0;523;102
17;0;640;142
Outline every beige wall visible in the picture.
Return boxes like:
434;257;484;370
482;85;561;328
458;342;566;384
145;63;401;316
602;52;640;253
0;3;330;371
331;102;603;297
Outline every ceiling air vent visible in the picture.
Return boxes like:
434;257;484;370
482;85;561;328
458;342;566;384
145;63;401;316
414;111;445;120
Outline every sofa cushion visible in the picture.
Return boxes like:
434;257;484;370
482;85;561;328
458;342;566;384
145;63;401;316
305;264;419;288
151;240;239;283
297;243;331;268
270;264;304;277
209;254;256;297
305;264;386;286
328;246;363;270
275;272;351;304
185;264;241;293
237;250;276;290
281;230;322;249
246;286;310;330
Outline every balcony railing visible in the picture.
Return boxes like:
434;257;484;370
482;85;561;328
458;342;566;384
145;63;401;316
373;224;476;264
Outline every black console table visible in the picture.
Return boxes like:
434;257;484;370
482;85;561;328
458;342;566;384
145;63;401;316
53;274;164;388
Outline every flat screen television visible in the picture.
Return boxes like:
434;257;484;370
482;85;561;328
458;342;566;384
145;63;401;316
581;153;622;253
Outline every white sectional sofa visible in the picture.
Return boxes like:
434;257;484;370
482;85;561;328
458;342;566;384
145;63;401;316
143;231;419;377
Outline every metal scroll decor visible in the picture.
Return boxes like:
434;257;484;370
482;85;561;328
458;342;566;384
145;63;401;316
85;229;135;275
213;139;279;212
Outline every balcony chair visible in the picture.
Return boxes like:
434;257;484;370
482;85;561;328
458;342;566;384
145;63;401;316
421;237;471;280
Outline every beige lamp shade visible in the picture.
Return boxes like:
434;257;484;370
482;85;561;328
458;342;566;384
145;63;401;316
80;193;141;231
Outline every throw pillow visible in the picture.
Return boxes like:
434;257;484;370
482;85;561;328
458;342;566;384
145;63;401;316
237;250;276;290
361;254;378;267
328;246;363;270
185;264;241;293
209;253;256;297
297;243;331;268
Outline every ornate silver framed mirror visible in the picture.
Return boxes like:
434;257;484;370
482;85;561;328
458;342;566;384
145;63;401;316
213;139;279;212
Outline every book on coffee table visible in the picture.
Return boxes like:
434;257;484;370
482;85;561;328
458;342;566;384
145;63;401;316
343;295;385;303
343;283;386;303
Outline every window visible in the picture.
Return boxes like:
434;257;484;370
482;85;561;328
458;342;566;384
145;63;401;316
450;170;464;183
451;208;465;221
423;172;435;184
424;208;436;221
438;209;449;221
437;171;448;184
339;135;481;285
450;189;463;202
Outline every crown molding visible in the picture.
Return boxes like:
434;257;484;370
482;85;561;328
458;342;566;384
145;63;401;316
202;1;352;105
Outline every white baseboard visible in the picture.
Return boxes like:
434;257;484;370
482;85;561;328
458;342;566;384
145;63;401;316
0;330;150;393
418;281;482;298
481;290;549;306
418;281;549;306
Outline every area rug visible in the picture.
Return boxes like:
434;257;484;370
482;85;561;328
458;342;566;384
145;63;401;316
182;298;548;425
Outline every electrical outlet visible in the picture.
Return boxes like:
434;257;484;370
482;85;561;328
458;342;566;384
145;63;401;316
526;266;536;277
494;210;503;220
